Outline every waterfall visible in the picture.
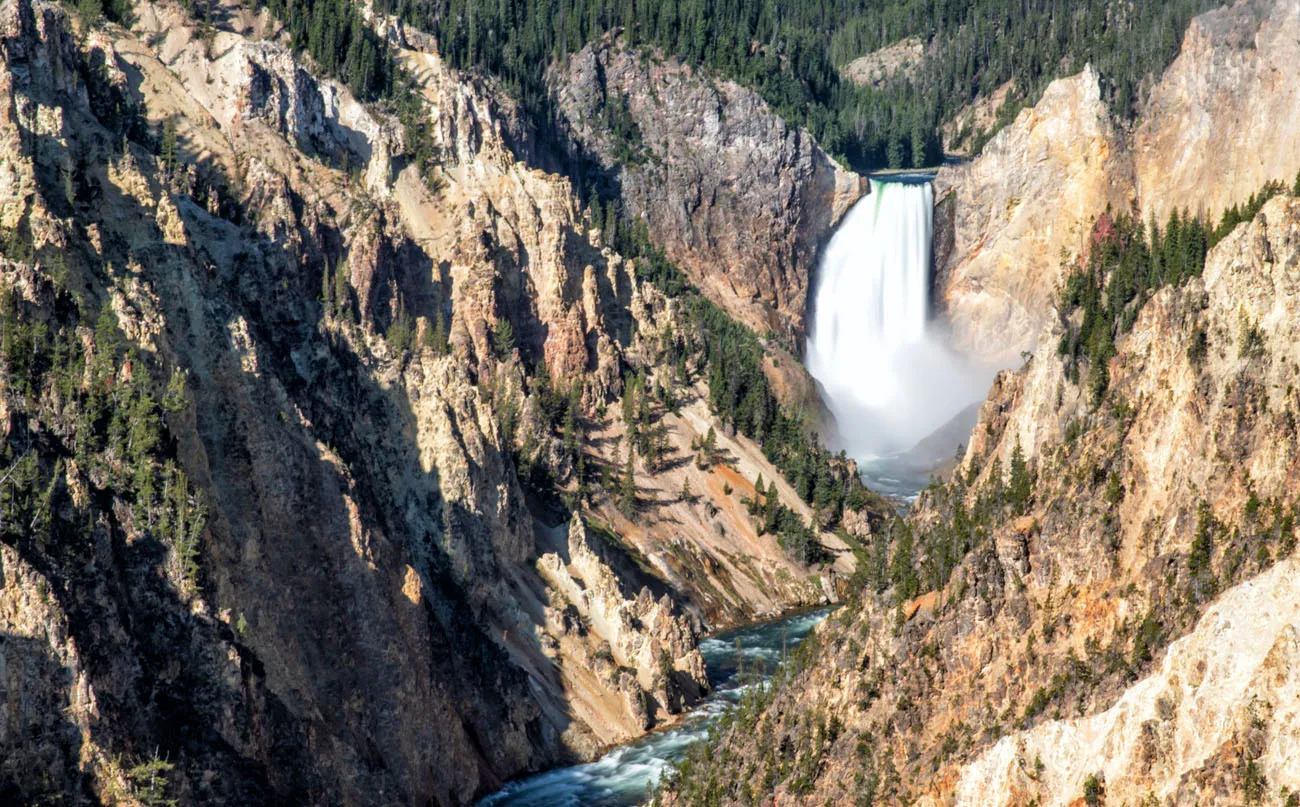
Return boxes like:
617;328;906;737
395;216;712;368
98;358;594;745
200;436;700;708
805;177;988;478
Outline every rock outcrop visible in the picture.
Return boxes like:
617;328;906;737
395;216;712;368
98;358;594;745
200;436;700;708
0;1;854;803
840;37;925;88
550;39;863;343
948;556;1300;807
537;515;708;742
662;196;1300;807
933;65;1133;365
934;0;1300;365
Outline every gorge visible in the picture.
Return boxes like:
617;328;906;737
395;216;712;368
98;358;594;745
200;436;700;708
659;0;1300;803
478;170;997;806
3;0;1300;805
480;609;830;807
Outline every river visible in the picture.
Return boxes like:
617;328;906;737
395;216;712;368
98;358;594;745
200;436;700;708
478;608;832;807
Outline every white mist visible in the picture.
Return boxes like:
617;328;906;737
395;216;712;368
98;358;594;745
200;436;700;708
805;178;990;478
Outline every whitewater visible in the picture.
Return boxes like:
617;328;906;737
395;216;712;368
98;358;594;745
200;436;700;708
805;176;989;492
478;609;829;807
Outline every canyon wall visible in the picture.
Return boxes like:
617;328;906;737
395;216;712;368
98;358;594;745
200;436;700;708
550;39;864;345
665;189;1300;807
661;1;1300;799
938;193;1300;807
0;1;858;804
932;65;1132;365
1134;0;1300;223
661;3;1300;806
936;0;1300;365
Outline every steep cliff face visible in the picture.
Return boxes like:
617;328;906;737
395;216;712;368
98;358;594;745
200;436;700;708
1;2;561;803
1134;0;1300;223
0;1;854;804
935;0;1300;365
550;39;863;344
663;197;1300;806
932;65;1133;365
935;193;1300;807
948;557;1300;807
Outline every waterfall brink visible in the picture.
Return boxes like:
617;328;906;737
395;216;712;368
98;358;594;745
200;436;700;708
806;177;988;481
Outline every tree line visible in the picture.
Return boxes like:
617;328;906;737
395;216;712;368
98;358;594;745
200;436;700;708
605;205;883;563
1058;173;1300;405
386;0;1218;172
89;0;1222;179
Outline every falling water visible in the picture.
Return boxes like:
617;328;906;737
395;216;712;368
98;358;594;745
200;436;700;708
805;177;989;493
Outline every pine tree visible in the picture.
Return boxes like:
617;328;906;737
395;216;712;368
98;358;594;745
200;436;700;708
320;261;333;315
492;318;515;358
763;484;779;535
423;309;449;355
333;261;351;322
622;374;640;447
159;117;179;172
1007;439;1032;514
619;448;636;517
77;0;104;26
889;523;919;602
1189;501;1215;575
562;385;580;462
92;301;121;385
162;368;187;413
387;296;414;354
680;477;694;503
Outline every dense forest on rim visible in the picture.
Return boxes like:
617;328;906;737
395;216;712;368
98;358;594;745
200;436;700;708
377;0;1219;171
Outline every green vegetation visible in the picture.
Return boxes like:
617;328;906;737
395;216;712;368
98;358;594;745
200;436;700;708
850;446;1036;606
1188;500;1218;576
423;309;451;355
629;221;876;524
1057;208;1209;404
392;0;1217;171
603;211;881;562
1083;773;1105;807
80;0;132;27
262;0;393;101
320;260;355;323
385;296;416;354
125;756;178;807
1239;698;1269;804
0;278;206;593
492;317;516;358
1213;180;1292;245
1058;177;1295;405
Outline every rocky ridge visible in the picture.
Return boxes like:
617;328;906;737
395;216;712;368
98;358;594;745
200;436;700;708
550;39;863;345
663;190;1300;805
935;0;1300;365
0;0;859;804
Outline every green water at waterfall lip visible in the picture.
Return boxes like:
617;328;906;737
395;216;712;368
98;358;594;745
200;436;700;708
478;607;834;807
